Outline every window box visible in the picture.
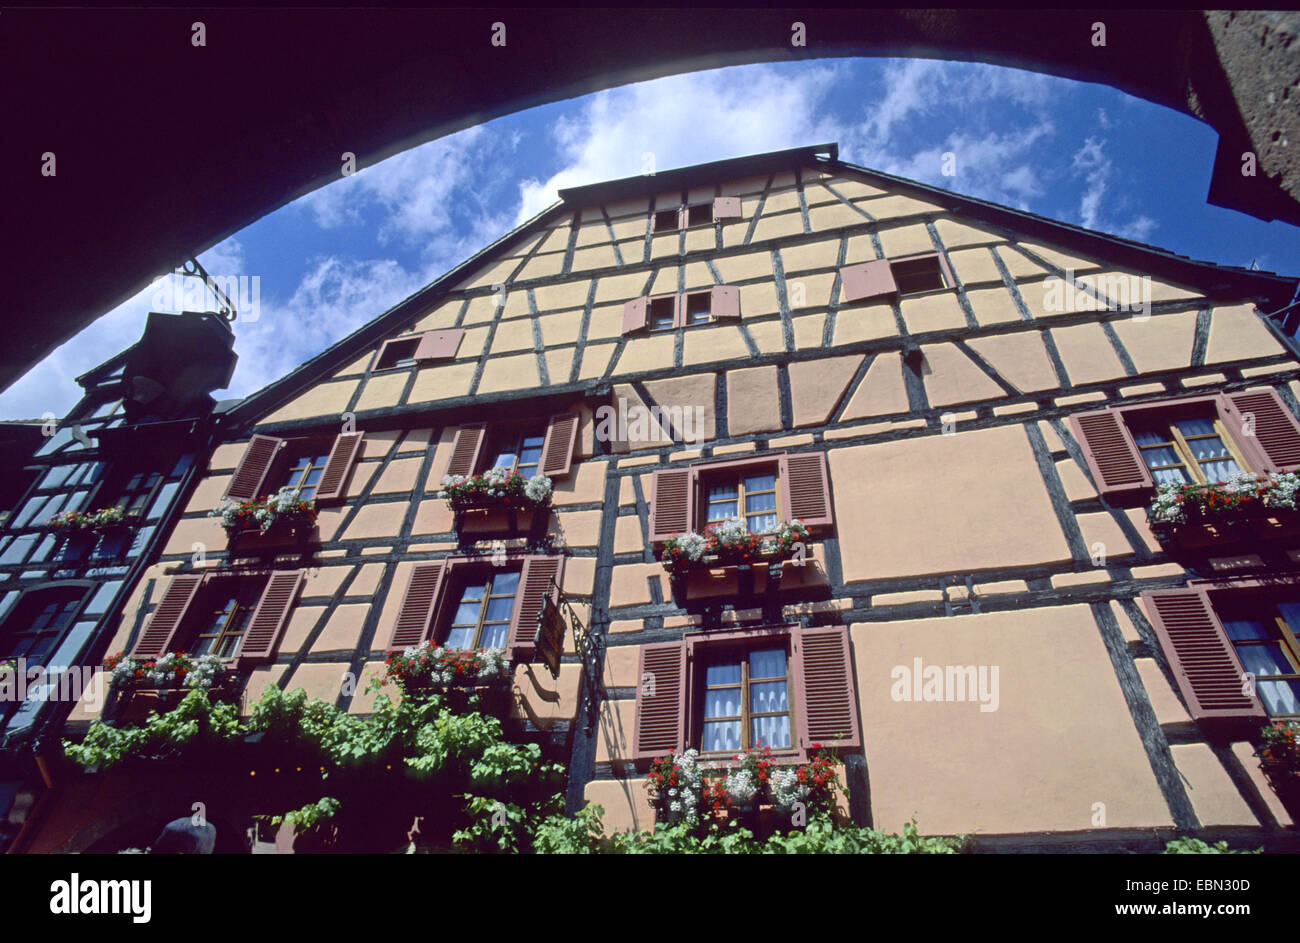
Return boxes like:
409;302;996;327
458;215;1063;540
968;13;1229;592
1146;472;1300;550
211;494;319;545
437;469;553;514
383;643;513;711
660;519;811;576
43;506;130;537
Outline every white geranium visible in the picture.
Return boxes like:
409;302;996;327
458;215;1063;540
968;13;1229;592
1268;472;1300;511
524;474;553;503
707;516;751;547
770;767;810;813
726;768;758;802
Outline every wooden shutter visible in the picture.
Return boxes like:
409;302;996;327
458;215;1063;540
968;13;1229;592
313;432;364;504
507;555;565;662
1220;389;1300;472
633;641;687;760
622;297;649;335
792;625;860;749
540;412;580;479
839;259;897;304
414;329;465;361
1142;588;1266;724
649;468;695;542
130;575;204;658
779;452;833;528
238;571;305;661
444;423;486;478
1069;409;1153;503
386;562;447;651
712;196;742;220
710;285;741;320
224;434;284;502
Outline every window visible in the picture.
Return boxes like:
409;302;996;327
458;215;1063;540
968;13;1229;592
838;253;954;303
705;470;779;534
1071;389;1300;505
444;570;519;649
384;555;564;662
650;197;741;234
225;432;364;506
699;646;792;753
441;413;581;481
110;470;163;520
130;571;304;664
1131;416;1248;485
649;451;832;543
278;447;332;501
0;586;88;666
621;286;740;335
373;330;465;371
1139;582;1300;728
632;624;859;763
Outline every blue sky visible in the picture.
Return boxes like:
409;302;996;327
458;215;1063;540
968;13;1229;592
5;56;1299;420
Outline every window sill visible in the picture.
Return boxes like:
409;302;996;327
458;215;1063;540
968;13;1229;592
1150;509;1300;550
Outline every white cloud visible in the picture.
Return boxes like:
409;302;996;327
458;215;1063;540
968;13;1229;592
515;62;852;222
1068;135;1158;242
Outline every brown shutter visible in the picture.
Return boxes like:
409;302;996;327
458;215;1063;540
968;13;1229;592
444;423;487;478
649;468;695;542
540;413;579;479
622;297;649;335
1069;409;1153;503
839;259;897;304
1220;389;1300;472
633;641;687;760
224;434;284;502
386;562;447;651
130;575;204;658
792;625;860;749
313;432;364;504
710;285;741;320
778;452;833;528
414;329;465;361
1142;588;1266;725
507;555;565;662
712;196;742;220
237;571;305;661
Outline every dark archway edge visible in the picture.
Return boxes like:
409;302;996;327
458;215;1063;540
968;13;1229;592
5;8;1296;393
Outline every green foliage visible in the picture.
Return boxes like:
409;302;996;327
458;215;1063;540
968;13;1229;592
1162;836;1262;854
63;689;240;770
269;796;341;831
530;805;968;855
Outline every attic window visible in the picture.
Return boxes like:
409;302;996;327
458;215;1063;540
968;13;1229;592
684;292;711;324
650;296;677;331
892;256;947;294
654;209;680;233
377;338;419;369
687;203;714;227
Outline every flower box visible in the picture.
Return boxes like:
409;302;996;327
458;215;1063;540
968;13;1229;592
210;494;318;543
661;518;810;577
438;470;553;514
1148;473;1300;549
456;506;537;537
104;651;233;694
44;506;130;537
384;644;512;711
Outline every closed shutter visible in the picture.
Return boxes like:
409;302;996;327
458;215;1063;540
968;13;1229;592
238;571;305;661
1221;389;1300;472
507;556;565;662
224;434;284;502
386;562;447;651
710;285;741;320
712;196;743;220
445;423;487;478
779;452;833;528
649;468;695;542
540;412;580;479
313;432;364;504
1142;588;1266;724
131;575;204;658
633;641;687;760
839;259;897;304
622;297;649;335
1069;409;1153;503
414;329;465;361
792;625;860;749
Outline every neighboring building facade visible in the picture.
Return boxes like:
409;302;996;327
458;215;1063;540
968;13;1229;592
14;143;1300;851
0;310;236;852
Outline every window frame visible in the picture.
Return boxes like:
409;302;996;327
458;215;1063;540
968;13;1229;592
695;638;796;758
838;252;957;304
371;329;466;373
1129;412;1253;487
438;564;522;652
0;581;95;668
698;458;782;535
441;413;581;482
224;431;364;507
